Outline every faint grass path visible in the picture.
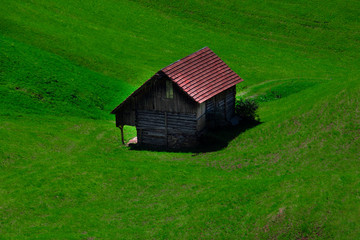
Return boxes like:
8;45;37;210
238;77;332;97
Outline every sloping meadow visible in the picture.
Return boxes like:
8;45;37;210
1;0;359;238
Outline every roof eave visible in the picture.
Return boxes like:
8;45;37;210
110;72;161;114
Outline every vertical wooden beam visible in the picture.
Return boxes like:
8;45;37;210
213;97;217;127
164;112;168;147
224;92;227;121
119;125;125;145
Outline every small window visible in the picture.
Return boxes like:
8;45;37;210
166;81;173;99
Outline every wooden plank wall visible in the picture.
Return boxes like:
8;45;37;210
196;102;206;132
116;110;135;127
136;76;197;114
114;74;197;127
225;87;235;121
136;110;166;145
115;71;237;147
133;75;201;147
205;86;236;127
167;112;197;134
136;110;198;147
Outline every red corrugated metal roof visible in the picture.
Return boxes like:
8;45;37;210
162;47;243;103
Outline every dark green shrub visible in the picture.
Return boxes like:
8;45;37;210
235;98;260;121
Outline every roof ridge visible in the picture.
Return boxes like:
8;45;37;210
161;46;209;71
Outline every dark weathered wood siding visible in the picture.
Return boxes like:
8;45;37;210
115;73;237;148
115;109;135;127
136;110;198;147
196;102;206;132
225;86;236;121
205;86;235;127
115;74;199;147
115;74;197;128
136;77;197;113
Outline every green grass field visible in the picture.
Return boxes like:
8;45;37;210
1;0;359;238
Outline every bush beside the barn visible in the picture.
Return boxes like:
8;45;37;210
235;98;260;122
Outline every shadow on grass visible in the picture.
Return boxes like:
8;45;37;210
128;120;262;153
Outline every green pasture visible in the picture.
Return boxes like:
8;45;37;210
1;0;359;238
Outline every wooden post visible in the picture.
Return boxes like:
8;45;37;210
213;97;217;127
164;112;168;147
224;94;227;122
119;125;125;145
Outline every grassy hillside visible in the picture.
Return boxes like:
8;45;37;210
2;0;358;87
0;34;133;118
1;0;359;239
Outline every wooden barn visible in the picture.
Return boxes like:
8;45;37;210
111;47;244;148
